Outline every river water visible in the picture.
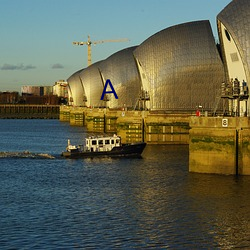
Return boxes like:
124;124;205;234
0;119;250;249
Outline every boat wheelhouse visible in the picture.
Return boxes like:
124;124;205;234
85;134;121;152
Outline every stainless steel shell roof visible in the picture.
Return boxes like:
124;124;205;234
133;20;225;111
217;0;250;84
67;69;86;106
99;46;140;109
79;61;106;108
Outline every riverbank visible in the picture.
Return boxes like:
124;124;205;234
0;104;59;119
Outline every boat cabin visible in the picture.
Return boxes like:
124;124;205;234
85;135;121;152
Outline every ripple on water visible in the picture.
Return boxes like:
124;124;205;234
0;121;250;249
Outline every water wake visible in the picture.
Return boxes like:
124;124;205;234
0;151;55;159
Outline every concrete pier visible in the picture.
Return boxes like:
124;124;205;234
59;106;190;144
60;106;250;175
189;117;250;175
59;105;71;122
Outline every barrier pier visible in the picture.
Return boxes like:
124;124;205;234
189;117;250;175
59;106;190;144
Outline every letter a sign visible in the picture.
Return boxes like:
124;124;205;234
100;79;118;100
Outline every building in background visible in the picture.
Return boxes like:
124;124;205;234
0;92;19;104
21;85;56;105
52;80;68;98
19;81;68;105
0;81;68;105
52;80;68;105
21;86;53;96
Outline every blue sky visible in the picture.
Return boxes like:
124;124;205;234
0;0;231;92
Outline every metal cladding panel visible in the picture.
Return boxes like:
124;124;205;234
134;20;225;111
79;61;106;108
99;46;141;109
67;69;85;106
217;0;250;83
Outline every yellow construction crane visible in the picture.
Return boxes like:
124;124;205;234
73;35;129;66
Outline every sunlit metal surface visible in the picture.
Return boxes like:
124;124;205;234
99;46;141;109
133;20;225;111
217;0;250;83
217;0;250;115
79;61;106;108
68;21;226;112
67;69;86;106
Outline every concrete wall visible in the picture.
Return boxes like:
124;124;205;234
59;106;71;122
145;114;189;144
116;111;144;143
60;107;250;175
189;117;250;175
59;106;190;144
0;104;59;119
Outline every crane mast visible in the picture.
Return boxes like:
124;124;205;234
73;35;129;66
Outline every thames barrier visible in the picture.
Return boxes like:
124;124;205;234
63;0;250;175
1;0;246;175
59;106;250;176
59;106;190;144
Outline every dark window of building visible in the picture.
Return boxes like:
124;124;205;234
225;29;231;42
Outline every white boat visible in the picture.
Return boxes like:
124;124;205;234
62;134;146;158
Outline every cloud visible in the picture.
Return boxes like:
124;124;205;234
23;64;36;70
1;63;36;70
51;63;64;69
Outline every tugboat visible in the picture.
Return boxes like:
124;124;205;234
62;134;146;158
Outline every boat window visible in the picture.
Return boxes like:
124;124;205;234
116;139;120;144
92;140;97;145
111;139;114;144
98;140;103;145
105;140;110;144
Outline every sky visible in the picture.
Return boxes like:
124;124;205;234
0;0;232;92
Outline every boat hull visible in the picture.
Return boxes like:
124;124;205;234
62;142;146;159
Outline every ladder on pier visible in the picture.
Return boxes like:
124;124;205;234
212;89;222;116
